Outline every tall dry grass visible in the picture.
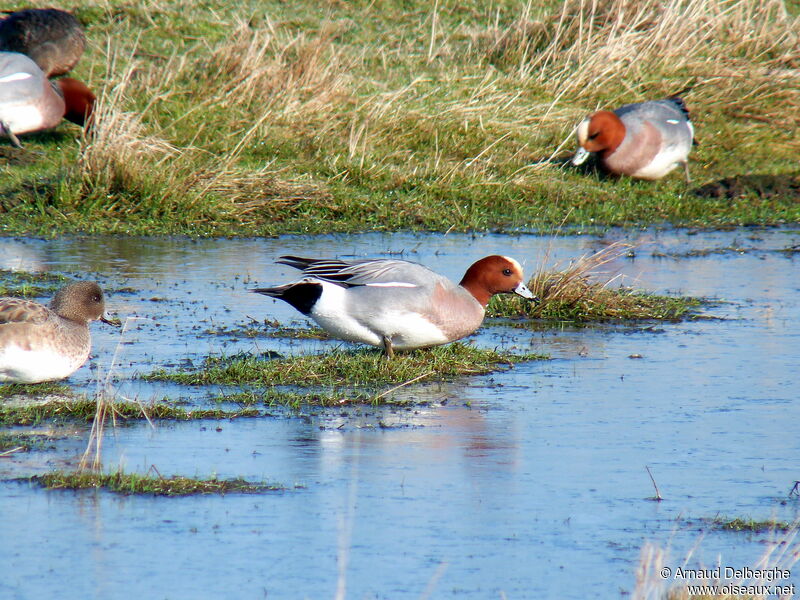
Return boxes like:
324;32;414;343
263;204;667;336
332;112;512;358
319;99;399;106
67;25;341;223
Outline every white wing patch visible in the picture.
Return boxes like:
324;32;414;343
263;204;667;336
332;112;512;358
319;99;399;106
0;72;34;83
666;119;680;124
364;282;419;288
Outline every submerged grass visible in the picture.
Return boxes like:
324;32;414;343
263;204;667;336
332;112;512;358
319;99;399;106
0;398;260;426
206;319;330;340
146;343;547;387
32;470;285;496
1;0;798;235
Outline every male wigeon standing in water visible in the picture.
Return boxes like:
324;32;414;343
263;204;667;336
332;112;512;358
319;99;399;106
253;255;536;357
0;51;94;147
572;97;695;182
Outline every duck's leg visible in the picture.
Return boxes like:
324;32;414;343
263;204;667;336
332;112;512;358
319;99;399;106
682;161;691;184
0;122;22;149
382;336;394;359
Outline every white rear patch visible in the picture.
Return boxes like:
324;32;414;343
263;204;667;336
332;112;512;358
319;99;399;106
1;105;47;134
0;72;34;83
0;344;85;383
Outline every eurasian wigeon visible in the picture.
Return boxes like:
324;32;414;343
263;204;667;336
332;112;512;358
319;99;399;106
0;282;115;383
572;97;695;182
0;51;95;147
253;255;536;357
0;8;86;77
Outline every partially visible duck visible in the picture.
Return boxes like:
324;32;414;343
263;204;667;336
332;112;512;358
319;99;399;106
0;51;94;147
0;8;86;77
572;97;695;182
0;281;115;384
253;255;536;357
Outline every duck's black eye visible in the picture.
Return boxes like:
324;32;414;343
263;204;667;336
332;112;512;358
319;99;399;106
93;294;101;302
588;132;600;140
502;268;512;276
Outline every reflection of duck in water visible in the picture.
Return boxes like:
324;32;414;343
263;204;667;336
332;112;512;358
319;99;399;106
0;8;86;77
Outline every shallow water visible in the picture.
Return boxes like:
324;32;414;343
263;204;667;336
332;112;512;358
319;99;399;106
1;229;799;599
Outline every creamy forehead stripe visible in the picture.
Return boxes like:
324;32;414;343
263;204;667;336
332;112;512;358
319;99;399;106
364;282;418;288
502;256;523;273
0;72;34;83
576;118;590;142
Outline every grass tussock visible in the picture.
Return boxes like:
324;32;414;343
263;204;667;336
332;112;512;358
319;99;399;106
32;470;284;496
2;0;799;234
490;242;706;322
145;343;547;387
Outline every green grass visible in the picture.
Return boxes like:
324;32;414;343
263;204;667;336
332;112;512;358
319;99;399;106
146;343;547;387
0;382;73;399
215;389;411;408
0;398;260;426
0;0;798;236
31;470;286;496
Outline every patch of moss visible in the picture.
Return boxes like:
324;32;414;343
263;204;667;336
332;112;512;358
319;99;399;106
705;517;793;533
31;471;285;496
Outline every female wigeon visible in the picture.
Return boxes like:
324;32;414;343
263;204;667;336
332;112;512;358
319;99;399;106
253;255;536;357
0;51;94;147
0;281;115;383
572;97;695;182
0;8;86;77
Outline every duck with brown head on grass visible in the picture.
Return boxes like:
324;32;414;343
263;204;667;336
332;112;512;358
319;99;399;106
573;97;695;182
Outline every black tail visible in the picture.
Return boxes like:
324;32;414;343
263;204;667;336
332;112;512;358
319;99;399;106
251;281;322;316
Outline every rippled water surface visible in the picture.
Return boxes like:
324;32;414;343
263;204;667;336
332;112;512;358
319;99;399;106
1;229;799;599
